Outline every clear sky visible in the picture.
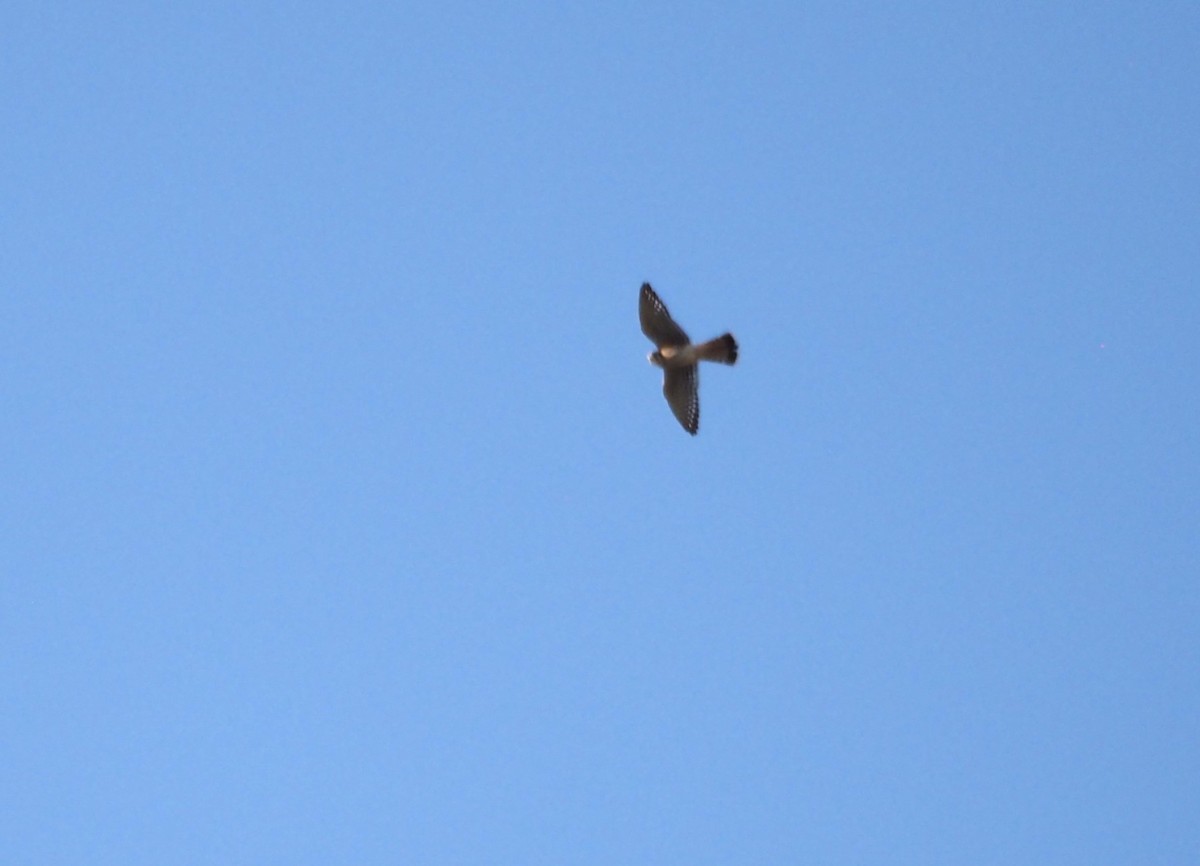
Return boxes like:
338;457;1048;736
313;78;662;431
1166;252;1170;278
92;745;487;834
3;4;1198;863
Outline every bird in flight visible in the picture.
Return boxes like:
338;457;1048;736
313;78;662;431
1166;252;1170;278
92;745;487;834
639;282;738;435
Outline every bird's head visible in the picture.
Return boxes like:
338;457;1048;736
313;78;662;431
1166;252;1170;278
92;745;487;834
648;350;664;367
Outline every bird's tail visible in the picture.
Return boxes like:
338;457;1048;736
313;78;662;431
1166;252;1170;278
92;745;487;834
696;333;738;365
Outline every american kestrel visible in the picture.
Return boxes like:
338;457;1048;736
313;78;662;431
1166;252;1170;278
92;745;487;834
639;282;738;435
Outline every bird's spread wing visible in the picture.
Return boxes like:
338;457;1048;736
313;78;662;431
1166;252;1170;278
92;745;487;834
640;283;690;347
662;364;699;435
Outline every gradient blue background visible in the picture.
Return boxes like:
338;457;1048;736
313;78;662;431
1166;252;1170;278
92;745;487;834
4;4;1198;863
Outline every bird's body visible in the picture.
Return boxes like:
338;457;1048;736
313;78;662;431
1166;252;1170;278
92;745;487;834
639;282;737;435
650;344;692;366
649;335;738;369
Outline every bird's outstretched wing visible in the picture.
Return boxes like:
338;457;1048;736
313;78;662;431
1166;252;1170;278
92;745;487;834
662;364;699;435
640;283;690;347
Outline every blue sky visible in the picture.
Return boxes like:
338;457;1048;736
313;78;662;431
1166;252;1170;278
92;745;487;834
3;3;1198;863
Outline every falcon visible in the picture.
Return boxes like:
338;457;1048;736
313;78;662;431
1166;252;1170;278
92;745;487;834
639;282;738;435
